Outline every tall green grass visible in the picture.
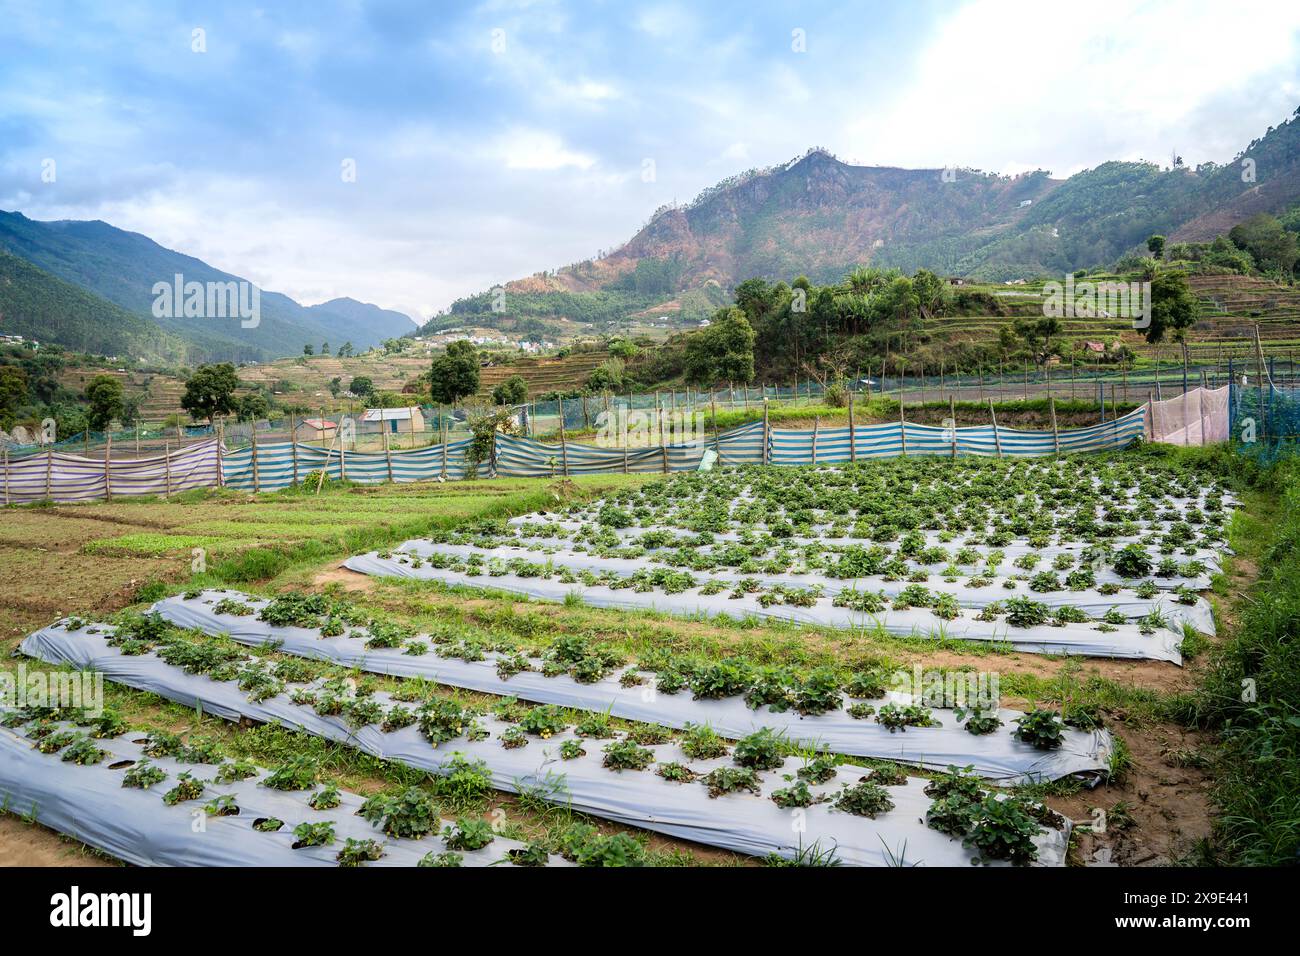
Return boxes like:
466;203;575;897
1192;456;1300;865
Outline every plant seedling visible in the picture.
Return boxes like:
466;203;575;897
442;817;495;851
163;771;204;805
336;838;385;866
121;760;167;790
602;739;653;771
292;821;336;848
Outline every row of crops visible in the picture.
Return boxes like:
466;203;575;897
13;605;1079;866
345;456;1233;664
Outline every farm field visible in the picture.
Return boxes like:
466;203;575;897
1;444;1295;868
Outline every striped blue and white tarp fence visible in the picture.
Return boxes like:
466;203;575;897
1;439;221;504
221;439;475;492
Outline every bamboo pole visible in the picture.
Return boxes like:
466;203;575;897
899;392;908;456
383;417;394;484
811;416;819;466
440;407;448;479
2;448;7;506
558;397;569;477
1049;397;1060;457
104;434;112;501
949;395;958;458
711;395;720;453
290;415;299;486
762;400;770;465
164;440;171;498
251;426;260;493
990;399;1004;458
316;426;339;496
46;447;52;501
848;389;857;463
216;422;224;488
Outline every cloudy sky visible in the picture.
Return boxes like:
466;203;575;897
2;0;1299;323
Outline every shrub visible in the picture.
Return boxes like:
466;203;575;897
833;780;894;817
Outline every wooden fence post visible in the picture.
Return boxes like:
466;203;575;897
46;447;53;501
811;416;819;466
899;393;908;456
383;417;394;484
1049;397;1060;457
316;427;338;495
104;434;112;501
848;389;857;463
762;400;770;465
949;395;958;458
989;399;1004;458
163;440;171;498
290;415;299;486
2;448;8;506
558;397;569;477
251;427;260;493
216;422;224;488
440;407;448;479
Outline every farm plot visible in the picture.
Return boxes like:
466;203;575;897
20;617;1074;866
0;711;566;868
152;589;1114;783
344;456;1234;664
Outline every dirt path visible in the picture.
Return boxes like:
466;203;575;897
0;815;116;867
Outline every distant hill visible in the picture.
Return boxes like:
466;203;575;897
0;248;198;363
0;211;414;363
427;105;1300;335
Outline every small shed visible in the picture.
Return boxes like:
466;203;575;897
360;406;425;435
296;418;337;442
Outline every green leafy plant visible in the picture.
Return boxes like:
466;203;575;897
442;817;495;851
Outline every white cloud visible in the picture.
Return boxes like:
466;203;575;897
492;129;596;171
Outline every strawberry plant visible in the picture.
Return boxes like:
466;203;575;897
292;822;336;848
431;754;493;808
771;780;821;809
1003;597;1050;628
627;724;673;746
1112;544;1153;578
875;703;937;732
360;789;440;839
214;759;257;783
508;844;550;866
574;713;615;738
418;851;462;867
559;739;586;760
797;755;838;785
36;730;76;754
832;780;893;817
702;766;761;798
417;699;478;746
204;795;239;817
253;818;284;832
733;729;785;770
336;838;385;866
656;761;698;783
845;670;888;698
926;792;980;836
499;727;528;749
1013;709;1065;750
680;723;728;760
62;735;107;765
847;702;875;719
309;784;341;810
963;795;1040;865
956;706;1002;735
602;739;653;771
163;771;204;805
262;756;319;791
381;705;416;733
121;760;167;790
442;817;495;851
518;705;567;739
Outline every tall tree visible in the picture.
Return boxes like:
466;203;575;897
684;307;756;385
84;375;124;431
430;339;480;404
180;363;240;423
1144;270;1198;344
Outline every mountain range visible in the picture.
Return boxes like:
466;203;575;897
431;104;1300;334
0;210;416;365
